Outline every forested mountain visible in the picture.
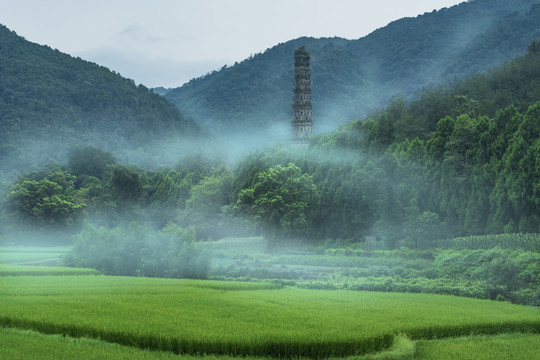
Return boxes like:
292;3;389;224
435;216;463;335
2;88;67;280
234;41;540;243
0;24;203;178
164;0;540;139
4;43;538;244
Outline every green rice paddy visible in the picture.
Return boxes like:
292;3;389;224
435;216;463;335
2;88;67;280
1;245;539;359
414;333;540;360
0;246;98;275
1;275;539;358
0;328;182;360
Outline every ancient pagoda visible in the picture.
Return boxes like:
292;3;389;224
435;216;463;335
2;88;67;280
292;46;312;145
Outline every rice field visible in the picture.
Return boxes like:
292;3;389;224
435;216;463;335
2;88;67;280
3;328;539;360
0;328;182;360
414;333;540;360
1;275;539;358
1;245;539;359
0;246;98;276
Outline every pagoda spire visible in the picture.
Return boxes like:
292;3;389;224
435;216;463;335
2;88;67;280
292;46;312;145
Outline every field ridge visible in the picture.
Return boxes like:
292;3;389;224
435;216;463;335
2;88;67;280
0;315;394;357
1;310;539;357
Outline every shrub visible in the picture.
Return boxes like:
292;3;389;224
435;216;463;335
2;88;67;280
63;222;209;279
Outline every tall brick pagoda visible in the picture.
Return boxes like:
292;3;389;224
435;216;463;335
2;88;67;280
292;46;312;145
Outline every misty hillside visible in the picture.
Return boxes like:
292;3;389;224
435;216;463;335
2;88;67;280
0;24;204;175
233;43;540;245
164;0;540;137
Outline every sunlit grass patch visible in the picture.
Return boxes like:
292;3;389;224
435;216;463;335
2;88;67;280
1;275;539;358
0;327;199;360
414;333;540;360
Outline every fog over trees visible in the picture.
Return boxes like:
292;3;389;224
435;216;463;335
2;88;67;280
1;1;540;307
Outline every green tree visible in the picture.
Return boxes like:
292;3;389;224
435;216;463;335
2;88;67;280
106;165;143;206
497;103;540;232
5;171;86;228
180;168;233;239
426;116;455;161
235;163;317;245
68;145;117;180
527;39;540;55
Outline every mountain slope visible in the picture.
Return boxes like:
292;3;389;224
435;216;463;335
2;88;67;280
232;45;540;244
0;24;203;173
164;0;540;138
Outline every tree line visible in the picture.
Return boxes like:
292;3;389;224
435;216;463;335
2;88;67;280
1;43;539;259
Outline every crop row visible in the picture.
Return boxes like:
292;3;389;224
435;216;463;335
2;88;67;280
414;333;540;360
1;276;539;357
434;233;540;251
0;327;182;360
0;315;392;358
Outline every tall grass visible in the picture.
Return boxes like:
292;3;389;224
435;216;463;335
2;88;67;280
0;328;184;360
414;333;540;360
1;276;539;357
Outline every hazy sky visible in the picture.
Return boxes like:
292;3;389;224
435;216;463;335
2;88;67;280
1;0;464;88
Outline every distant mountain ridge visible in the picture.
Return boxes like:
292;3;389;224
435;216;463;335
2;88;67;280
0;24;204;174
164;0;540;138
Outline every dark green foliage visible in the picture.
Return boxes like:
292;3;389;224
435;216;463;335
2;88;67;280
4;46;539;252
4;170;85;229
285;46;540;242
235;163;318;244
1;148;239;241
177;168;235;240
431;248;540;304
107;165;143;206
0;24;202;177
68;146;117;181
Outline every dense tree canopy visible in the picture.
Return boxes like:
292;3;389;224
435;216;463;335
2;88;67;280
230;44;540;246
68;146;118;180
4;171;85;229
235;163;317;243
